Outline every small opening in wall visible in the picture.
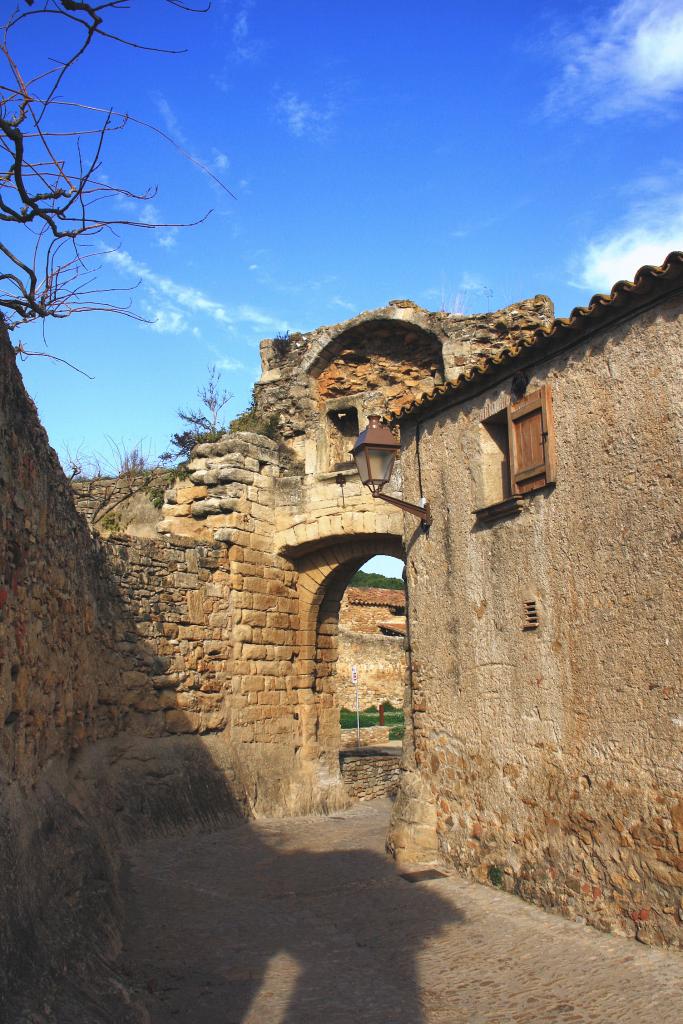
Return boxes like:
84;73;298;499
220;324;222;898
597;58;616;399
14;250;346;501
327;406;359;470
480;409;511;507
523;599;539;630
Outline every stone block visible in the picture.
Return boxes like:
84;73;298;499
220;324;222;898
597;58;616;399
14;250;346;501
164;709;200;734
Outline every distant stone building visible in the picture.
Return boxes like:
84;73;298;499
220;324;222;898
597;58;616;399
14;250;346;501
335;586;407;710
388;252;683;949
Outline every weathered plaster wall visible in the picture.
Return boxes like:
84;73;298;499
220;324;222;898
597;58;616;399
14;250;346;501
389;295;683;948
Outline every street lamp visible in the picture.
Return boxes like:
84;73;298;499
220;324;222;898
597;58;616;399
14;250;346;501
351;415;432;526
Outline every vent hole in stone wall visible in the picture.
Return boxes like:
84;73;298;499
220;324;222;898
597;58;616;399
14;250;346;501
523;599;539;630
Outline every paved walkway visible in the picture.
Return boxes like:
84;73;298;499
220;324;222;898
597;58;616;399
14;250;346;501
122;799;683;1024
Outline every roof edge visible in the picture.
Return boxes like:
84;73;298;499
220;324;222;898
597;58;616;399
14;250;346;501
395;251;683;421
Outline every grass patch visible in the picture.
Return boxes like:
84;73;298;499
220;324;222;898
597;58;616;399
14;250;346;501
340;707;404;730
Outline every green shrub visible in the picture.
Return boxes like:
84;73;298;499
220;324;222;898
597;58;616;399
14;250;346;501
100;511;122;533
229;401;279;438
339;707;404;730
488;865;504;888
146;465;190;509
388;724;404;741
350;569;403;590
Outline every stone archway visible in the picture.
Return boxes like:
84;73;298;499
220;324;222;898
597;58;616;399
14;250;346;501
289;534;404;776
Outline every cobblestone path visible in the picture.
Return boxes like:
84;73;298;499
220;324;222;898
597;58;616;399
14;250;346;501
122;799;683;1024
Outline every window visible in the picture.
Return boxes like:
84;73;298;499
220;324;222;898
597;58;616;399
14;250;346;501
480;408;512;507
475;385;556;522
326;406;359;470
507;385;556;495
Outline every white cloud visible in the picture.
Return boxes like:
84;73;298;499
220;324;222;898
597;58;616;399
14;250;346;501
237;303;286;328
276;92;335;139
154;95;187;143
547;0;683;119
106;249;289;335
232;1;261;60
139;203;160;225
215;356;246;372
212;151;230;171
157;230;178;249
459;272;490;295
147;308;188;334
107;250;233;324
331;296;355;311
571;189;683;292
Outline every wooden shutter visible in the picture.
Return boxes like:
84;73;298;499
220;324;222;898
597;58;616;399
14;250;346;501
507;384;556;495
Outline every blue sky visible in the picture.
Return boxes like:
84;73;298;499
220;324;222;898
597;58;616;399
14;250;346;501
10;0;683;568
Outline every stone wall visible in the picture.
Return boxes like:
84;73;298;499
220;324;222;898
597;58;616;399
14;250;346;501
0;327;247;1022
336;632;406;710
341;725;394;748
145;295;556;808
254;295;554;473
0;281;627;1013
339;749;401;800
71;470;166;538
341;586;406;630
0;324;136;1020
389;286;683;949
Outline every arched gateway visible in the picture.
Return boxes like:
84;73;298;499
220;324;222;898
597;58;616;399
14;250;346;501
153;296;553;812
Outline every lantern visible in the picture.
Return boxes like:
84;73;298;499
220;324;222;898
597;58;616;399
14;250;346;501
351;416;431;526
350;415;399;496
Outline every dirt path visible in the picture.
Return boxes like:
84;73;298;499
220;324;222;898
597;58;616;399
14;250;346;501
121;798;683;1024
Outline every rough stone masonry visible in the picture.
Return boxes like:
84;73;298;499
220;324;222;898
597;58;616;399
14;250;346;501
1;264;681;1018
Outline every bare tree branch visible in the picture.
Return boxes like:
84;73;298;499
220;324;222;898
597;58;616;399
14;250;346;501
0;0;229;332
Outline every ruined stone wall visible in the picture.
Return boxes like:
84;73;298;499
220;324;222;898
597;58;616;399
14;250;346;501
148;296;553;804
72;470;166;539
389;294;683;949
335;589;406;709
254;296;553;473
340;588;406;631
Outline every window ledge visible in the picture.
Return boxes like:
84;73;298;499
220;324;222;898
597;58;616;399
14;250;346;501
472;494;525;524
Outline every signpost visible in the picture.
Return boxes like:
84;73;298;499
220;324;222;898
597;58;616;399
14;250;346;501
352;665;360;747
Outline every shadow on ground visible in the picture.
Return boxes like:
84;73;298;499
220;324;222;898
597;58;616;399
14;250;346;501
122;799;459;1024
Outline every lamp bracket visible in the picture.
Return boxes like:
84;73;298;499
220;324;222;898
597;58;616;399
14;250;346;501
376;491;432;527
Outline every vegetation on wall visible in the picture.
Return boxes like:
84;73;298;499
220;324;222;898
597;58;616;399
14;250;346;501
229;391;279;439
161;365;232;464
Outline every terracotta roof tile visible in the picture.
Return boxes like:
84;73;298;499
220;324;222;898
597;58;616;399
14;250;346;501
378;619;407;636
345;587;406;607
395;251;683;420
